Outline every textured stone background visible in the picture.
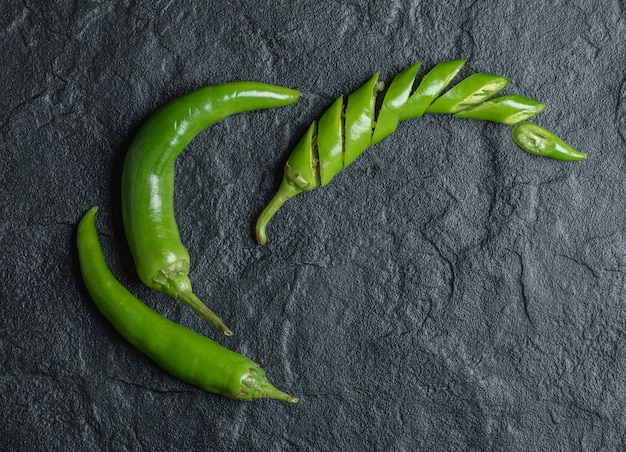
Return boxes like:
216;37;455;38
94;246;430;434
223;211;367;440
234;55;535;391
2;0;625;450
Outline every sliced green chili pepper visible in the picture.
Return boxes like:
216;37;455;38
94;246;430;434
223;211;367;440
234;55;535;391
77;206;298;403
255;61;570;244
121;82;300;333
454;94;547;125
512;122;586;161
400;60;466;120
425;73;509;114
318;96;344;186
344;72;380;167
371;62;421;145
285;121;319;191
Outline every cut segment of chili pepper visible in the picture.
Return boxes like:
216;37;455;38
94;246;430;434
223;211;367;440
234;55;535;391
512;122;586;161
454;94;547;124
371;62;421;145
400;60;466;120
426;73;509;114
285;121;319;191
344;72;380;167
318;96;345;186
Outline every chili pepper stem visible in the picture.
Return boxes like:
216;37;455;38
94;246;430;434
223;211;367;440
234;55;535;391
255;176;303;245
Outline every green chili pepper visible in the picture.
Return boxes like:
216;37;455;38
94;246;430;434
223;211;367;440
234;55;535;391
77;206;298;403
512;122;586;161
121;82;300;333
255;61;549;244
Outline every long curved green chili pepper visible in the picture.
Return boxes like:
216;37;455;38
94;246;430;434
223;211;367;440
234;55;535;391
121;82;300;334
77;206;298;403
255;61;548;244
512;122;586;161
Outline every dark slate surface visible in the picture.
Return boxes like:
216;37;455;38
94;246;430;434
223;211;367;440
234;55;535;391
2;1;625;450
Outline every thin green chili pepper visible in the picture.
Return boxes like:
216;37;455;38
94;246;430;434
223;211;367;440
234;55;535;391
512;122;586;161
121;82;300;333
77;206;299;403
255;61;549;244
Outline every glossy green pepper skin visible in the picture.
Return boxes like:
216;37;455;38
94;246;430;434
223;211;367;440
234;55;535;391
371;62;422;145
77;206;298;403
344;72;380;167
425;72;509;114
399;60;466;120
455;94;547;125
121;82;300;333
318;96;344;186
255;61;554;245
512;122;586;161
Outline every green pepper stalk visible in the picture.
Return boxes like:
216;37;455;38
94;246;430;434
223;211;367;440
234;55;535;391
77;206;299;403
122;82;300;333
255;60;548;244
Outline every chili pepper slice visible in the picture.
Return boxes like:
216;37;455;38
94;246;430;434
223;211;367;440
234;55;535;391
344;72;380;167
371;62;421;145
426;73;509;114
122;82;300;333
285;121;319;191
454;94;547;124
512;122;586;161
77;206;298;402
318;96;344;186
400;60;466;120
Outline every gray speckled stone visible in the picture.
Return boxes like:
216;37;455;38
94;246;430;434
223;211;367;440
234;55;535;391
1;0;625;450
